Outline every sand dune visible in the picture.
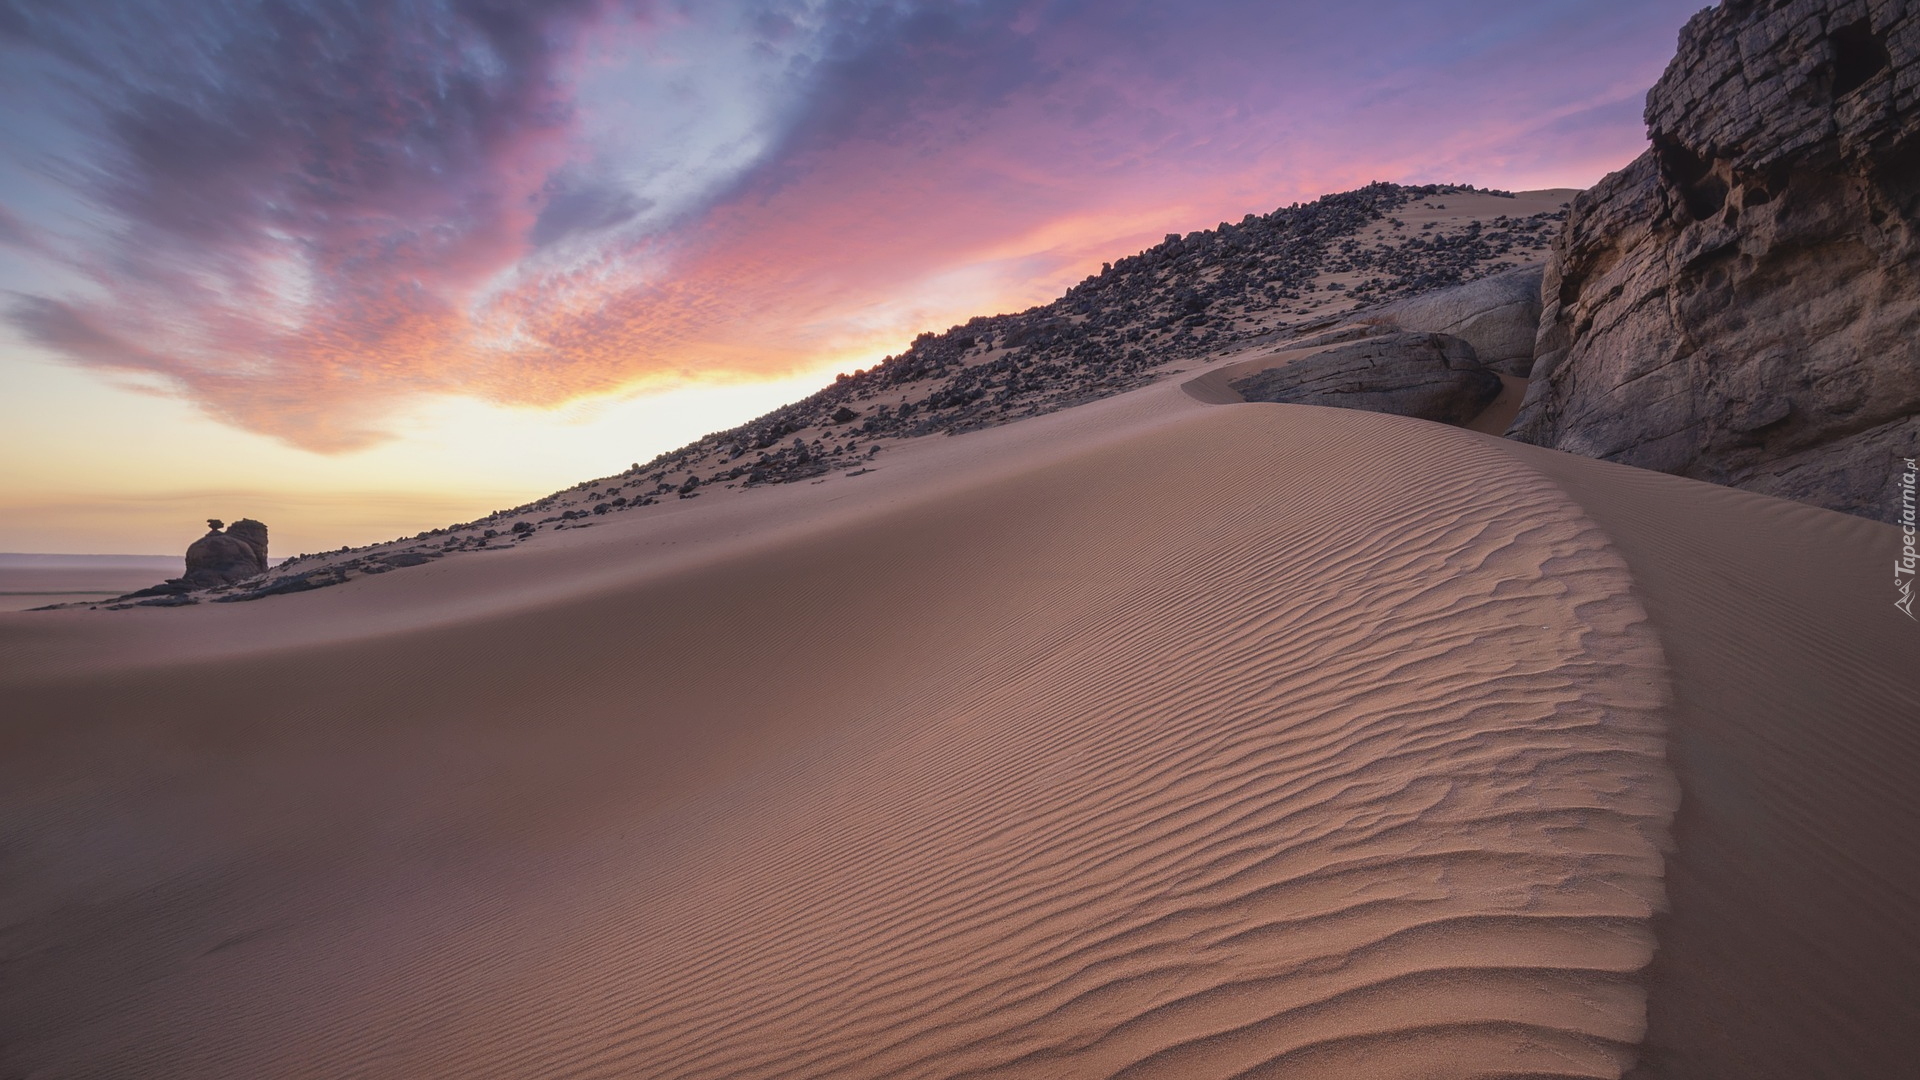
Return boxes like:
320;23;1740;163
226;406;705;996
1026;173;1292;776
1511;443;1920;1079
2;363;1914;1077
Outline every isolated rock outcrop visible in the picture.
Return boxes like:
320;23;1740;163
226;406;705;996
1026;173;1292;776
1364;263;1545;375
181;518;269;587
1231;331;1502;425
1510;0;1920;521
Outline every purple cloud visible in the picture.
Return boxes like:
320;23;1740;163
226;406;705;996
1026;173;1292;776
0;0;1702;452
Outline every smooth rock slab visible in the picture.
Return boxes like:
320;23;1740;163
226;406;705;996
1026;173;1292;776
1231;331;1502;425
1364;263;1545;375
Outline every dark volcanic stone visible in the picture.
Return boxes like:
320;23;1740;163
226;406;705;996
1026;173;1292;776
1231;331;1502;425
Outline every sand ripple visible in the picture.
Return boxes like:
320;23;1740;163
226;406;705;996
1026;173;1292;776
0;407;1676;1078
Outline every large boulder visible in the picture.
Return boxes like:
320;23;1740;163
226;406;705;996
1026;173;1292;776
1509;0;1920;522
1230;331;1502;425
180;518;269;588
1364;263;1546;375
226;518;268;565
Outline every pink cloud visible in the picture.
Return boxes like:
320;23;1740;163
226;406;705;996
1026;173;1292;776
3;0;1699;452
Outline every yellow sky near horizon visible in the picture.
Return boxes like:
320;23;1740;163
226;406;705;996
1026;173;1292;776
0;0;1703;557
0;351;857;556
0;185;1288;556
2;172;1603;557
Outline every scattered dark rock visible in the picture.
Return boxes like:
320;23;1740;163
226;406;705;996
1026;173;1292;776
212;569;342;602
381;552;437;567
604;182;1556;494
113;182;1559;608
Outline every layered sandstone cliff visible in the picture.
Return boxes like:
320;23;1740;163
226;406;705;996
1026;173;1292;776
1510;0;1919;521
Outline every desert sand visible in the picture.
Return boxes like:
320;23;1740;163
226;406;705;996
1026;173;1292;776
2;346;1916;1078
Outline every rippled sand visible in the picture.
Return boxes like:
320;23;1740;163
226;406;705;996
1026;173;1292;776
3;363;1914;1078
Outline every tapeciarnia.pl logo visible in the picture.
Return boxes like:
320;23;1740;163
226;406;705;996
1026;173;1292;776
1898;457;1917;619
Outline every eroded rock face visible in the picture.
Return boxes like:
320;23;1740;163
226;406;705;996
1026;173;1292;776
226;518;268;565
181;518;268;588
1231;331;1502;425
1510;0;1920;521
1364;263;1545;375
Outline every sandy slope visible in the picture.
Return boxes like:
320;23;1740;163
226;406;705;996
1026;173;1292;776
1;359;1914;1078
1512;444;1920;1080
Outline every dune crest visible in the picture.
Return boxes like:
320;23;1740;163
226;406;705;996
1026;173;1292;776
1;404;1678;1078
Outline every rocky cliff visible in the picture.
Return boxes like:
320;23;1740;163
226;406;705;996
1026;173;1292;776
1510;0;1919;521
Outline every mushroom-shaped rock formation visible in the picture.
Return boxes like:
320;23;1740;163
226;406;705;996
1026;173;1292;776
181;518;269;588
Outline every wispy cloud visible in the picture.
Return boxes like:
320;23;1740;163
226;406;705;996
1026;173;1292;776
0;0;1698;451
2;0;650;448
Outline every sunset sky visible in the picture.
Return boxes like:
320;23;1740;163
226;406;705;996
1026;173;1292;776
0;0;1701;555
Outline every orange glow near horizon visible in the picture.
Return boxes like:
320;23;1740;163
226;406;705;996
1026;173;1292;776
0;0;1704;553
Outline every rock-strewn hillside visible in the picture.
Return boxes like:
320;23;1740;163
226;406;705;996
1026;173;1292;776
627;181;1560;487
95;183;1561;606
1511;0;1919;521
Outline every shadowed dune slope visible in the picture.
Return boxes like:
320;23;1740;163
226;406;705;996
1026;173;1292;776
1;405;1678;1079
1509;444;1920;1080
